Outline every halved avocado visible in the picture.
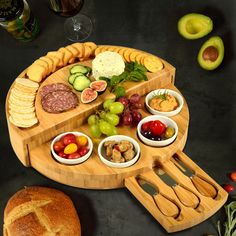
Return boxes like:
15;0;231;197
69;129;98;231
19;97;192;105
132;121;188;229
198;36;224;70
178;13;213;39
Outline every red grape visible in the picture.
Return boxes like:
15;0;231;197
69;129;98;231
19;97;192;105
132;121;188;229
117;96;129;107
129;94;141;104
131;110;142;125
122;112;133;126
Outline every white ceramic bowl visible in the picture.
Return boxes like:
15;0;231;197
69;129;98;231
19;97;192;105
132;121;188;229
137;115;178;147
98;135;140;168
51;131;93;165
145;89;184;117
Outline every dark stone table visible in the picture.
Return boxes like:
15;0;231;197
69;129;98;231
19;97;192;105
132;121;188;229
0;0;235;235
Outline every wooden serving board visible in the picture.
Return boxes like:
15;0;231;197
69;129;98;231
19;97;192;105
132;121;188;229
5;47;228;233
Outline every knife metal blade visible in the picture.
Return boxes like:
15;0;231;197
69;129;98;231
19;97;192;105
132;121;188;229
153;167;200;209
171;155;218;199
137;178;179;218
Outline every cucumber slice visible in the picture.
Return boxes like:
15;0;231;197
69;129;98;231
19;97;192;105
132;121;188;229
70;65;90;75
68;73;83;84
73;75;91;91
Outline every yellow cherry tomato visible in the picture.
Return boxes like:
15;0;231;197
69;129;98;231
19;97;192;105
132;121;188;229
76;136;88;146
64;143;78;154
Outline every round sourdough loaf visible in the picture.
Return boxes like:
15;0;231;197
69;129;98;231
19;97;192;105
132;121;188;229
3;186;81;236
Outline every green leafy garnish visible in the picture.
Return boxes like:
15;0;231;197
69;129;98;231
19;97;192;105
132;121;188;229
99;62;148;98
217;198;236;236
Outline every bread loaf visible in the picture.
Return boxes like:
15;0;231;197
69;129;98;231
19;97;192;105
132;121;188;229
3;186;81;236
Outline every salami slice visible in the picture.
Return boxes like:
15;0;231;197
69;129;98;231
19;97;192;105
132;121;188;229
40;83;71;98
41;90;78;113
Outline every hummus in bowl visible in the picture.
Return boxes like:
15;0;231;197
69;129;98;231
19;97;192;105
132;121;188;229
145;89;184;117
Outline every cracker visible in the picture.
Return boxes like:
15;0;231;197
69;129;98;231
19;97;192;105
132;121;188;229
66;45;79;63
9;105;35;114
123;48;134;62
129;50;141;62
9;92;35;103
26;64;46;83
11;112;36;120
94;47;102;56
9;115;38;128
79;44;92;61
9;95;34;107
33;59;49;76
143;55;164;72
47;51;64;67
15;78;39;89
11;88;36;99
83;42;97;55
45;54;60;72
40;56;54;74
71;43;84;58
58;47;73;66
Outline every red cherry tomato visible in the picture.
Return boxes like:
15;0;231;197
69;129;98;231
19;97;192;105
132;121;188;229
53;141;65;153
68;152;81;159
78;147;89;157
61;133;76;146
223;184;234;193
230;172;236;182
58;151;68;159
150;120;166;136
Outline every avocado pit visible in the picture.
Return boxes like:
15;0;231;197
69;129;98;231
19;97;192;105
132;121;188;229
202;46;219;62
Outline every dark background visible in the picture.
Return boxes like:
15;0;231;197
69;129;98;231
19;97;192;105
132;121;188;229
0;0;235;235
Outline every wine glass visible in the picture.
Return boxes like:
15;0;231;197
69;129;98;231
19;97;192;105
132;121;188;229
49;0;93;42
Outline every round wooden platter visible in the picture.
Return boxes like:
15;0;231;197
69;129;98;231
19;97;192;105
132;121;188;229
6;53;228;233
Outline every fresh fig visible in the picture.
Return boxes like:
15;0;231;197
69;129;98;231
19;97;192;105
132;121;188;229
81;88;98;103
90;80;107;92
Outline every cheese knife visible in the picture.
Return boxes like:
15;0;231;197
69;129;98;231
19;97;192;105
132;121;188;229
137;178;180;218
171;156;218;199
153;167;200;209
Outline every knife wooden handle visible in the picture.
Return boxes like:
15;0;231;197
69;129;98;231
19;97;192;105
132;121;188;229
153;193;179;218
173;185;199;208
191;175;217;198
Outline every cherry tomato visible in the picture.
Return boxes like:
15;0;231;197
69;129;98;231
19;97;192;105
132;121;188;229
223;184;234;193
58;151;68;159
64;143;78;154
53;141;65;153
61;133;76;146
230;172;236;182
78;147;89;157
68;152;81;159
76;136;88;147
150;120;166;136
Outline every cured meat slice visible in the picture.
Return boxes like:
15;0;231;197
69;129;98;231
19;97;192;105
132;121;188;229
42;90;78;113
40;83;71;98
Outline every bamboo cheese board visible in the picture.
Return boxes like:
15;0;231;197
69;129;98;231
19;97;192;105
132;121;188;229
6;44;228;233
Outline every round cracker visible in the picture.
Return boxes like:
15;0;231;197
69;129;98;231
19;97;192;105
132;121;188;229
9;115;38;128
143;55;164;72
8;96;34;107
123;48;134;62
11;88;36;100
129;50;141;62
9;105;35;114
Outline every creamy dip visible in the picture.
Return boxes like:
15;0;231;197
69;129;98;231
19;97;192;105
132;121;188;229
149;94;179;112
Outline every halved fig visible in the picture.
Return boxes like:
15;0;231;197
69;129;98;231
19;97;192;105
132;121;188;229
90;80;107;92
81;88;98;103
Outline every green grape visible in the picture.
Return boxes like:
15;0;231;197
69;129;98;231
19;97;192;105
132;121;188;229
109;126;118;136
88;114;99;126
99;110;107;119
90;124;102;138
103;99;115;110
109;102;124;114
99;119;114;136
105;112;120;126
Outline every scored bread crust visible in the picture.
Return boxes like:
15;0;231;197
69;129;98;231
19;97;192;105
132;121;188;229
3;186;81;236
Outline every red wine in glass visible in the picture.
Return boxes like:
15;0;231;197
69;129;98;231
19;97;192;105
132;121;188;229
49;0;93;41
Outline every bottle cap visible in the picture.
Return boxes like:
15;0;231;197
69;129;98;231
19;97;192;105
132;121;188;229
0;0;24;22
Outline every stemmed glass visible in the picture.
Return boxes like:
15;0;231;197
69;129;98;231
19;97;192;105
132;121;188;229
49;0;93;42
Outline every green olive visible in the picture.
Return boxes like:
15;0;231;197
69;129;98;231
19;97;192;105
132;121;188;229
164;127;175;139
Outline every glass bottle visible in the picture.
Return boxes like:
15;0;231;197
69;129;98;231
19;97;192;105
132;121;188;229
0;0;39;42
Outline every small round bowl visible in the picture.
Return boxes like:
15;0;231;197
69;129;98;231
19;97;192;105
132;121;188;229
98;135;140;168
51;131;93;165
145;89;184;117
137;115;178;147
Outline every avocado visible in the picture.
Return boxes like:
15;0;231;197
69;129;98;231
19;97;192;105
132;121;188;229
178;13;213;40
198;36;224;70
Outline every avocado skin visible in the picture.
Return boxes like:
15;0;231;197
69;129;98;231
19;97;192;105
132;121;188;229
178;13;213;40
198;36;224;70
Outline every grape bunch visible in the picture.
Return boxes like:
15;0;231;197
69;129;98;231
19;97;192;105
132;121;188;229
117;94;143;126
88;99;124;138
